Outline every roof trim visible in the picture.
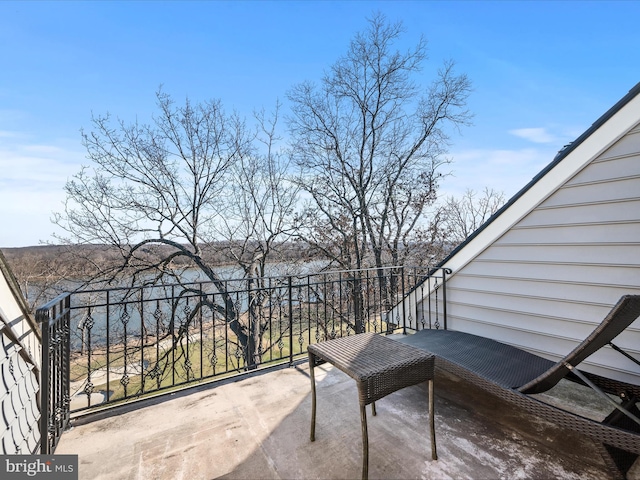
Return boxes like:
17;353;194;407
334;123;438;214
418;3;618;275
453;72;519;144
0;249;41;340
436;81;640;271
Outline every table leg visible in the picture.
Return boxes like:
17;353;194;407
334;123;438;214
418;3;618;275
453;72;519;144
309;352;316;442
429;379;437;460
360;404;368;480
371;401;376;416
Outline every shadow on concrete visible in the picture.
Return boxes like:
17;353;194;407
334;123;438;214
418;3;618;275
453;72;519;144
56;356;624;479
216;365;612;479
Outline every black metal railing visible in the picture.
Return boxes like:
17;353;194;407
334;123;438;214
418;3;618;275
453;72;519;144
36;292;71;454
403;267;452;331
36;265;449;452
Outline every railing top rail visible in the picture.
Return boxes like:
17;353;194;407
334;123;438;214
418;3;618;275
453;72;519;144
35;292;71;319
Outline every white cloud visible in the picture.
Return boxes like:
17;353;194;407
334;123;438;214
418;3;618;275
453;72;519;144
0;188;67;247
441;147;554;200
0;148;82;185
0;139;84;246
508;127;556;144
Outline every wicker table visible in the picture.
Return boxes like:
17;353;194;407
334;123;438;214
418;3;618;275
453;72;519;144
308;332;437;480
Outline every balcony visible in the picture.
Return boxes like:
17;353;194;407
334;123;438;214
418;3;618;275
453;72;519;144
54;352;623;479
36;267;640;478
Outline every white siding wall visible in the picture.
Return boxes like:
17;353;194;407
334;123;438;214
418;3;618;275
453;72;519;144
419;122;640;385
0;269;41;370
0;260;41;454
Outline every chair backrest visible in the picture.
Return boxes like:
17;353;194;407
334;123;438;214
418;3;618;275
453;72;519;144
518;295;640;394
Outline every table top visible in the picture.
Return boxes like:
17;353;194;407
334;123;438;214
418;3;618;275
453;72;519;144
308;333;434;405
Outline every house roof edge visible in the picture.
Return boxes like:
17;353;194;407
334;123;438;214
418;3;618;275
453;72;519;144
0;249;41;340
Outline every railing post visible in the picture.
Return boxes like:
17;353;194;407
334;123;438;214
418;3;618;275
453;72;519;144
442;268;451;330
36;307;51;454
401;267;407;335
247;277;256;371
415;268;421;332
353;274;363;334
63;294;71;431
288;275;294;366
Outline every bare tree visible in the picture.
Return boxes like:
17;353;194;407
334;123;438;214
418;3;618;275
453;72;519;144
441;187;506;246
53;90;294;375
56;90;248;282
287;13;472;329
211;103;300;365
214;104;299;278
288;13;472;272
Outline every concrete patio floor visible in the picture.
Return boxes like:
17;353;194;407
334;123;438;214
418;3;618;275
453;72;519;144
56;360;637;480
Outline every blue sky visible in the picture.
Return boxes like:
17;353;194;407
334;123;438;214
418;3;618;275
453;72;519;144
1;1;638;247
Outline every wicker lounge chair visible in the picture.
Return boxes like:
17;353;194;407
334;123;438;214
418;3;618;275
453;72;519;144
396;294;640;479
